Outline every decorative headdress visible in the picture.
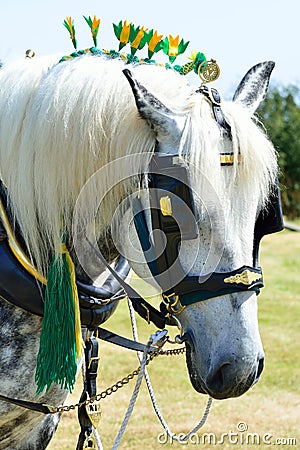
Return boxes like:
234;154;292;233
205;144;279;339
60;16;221;84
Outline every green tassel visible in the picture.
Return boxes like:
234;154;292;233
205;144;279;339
35;251;78;394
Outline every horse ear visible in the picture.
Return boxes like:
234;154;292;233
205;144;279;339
123;69;186;148
233;61;275;114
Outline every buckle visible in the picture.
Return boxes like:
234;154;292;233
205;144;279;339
88;356;101;370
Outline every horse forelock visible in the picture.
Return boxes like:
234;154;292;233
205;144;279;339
0;54;277;276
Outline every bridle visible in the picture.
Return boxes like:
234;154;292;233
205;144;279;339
132;85;284;316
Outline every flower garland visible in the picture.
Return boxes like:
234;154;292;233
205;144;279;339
60;16;208;77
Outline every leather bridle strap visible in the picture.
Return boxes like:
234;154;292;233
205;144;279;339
198;85;232;135
76;334;100;449
96;327;157;353
0;394;55;414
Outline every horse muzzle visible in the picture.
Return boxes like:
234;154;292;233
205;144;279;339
184;332;265;400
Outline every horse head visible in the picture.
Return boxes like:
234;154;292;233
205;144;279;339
0;53;281;404
119;62;279;399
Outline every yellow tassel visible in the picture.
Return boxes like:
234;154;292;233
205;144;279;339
62;243;82;359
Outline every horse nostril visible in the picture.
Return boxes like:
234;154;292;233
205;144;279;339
206;362;232;395
256;356;264;379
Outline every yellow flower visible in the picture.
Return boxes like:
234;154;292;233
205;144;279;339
168;35;180;57
148;30;163;53
120;20;132;45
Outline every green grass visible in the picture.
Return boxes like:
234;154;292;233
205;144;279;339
48;229;300;449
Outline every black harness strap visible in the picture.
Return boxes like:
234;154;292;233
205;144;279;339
96;327;157;353
198;85;232;135
76;334;100;450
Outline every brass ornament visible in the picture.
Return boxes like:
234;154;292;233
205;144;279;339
224;270;262;286
85;399;102;428
219;153;242;165
83;431;97;449
25;49;35;59
198;59;220;84
162;293;186;315
160;196;172;216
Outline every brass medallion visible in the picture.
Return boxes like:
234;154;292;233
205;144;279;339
85;400;102;429
198;59;221;84
224;270;262;286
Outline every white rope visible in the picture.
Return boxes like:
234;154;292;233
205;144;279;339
111;333;154;450
127;298;213;443
93;427;104;450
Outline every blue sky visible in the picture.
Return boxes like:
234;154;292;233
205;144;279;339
0;0;298;98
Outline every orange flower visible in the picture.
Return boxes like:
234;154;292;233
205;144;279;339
120;20;132;45
66;16;75;40
148;30;163;54
92;15;100;31
131;26;147;50
168;35;180;57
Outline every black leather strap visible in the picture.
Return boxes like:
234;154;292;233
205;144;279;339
198;86;232;135
76;335;100;450
96;327;157;353
0;229;129;329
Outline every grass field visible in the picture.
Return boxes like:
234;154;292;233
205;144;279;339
48;229;300;449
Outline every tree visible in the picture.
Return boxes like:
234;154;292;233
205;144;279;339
258;85;300;219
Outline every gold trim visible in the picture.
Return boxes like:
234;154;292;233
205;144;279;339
0;197;46;284
160;196;172;216
220;154;242;165
224;270;262;286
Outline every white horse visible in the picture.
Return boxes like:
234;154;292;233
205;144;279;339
0;52;279;448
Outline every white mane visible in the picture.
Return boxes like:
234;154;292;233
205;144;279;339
0;54;277;277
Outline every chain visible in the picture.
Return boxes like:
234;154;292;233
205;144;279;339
46;344;185;414
159;347;186;356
